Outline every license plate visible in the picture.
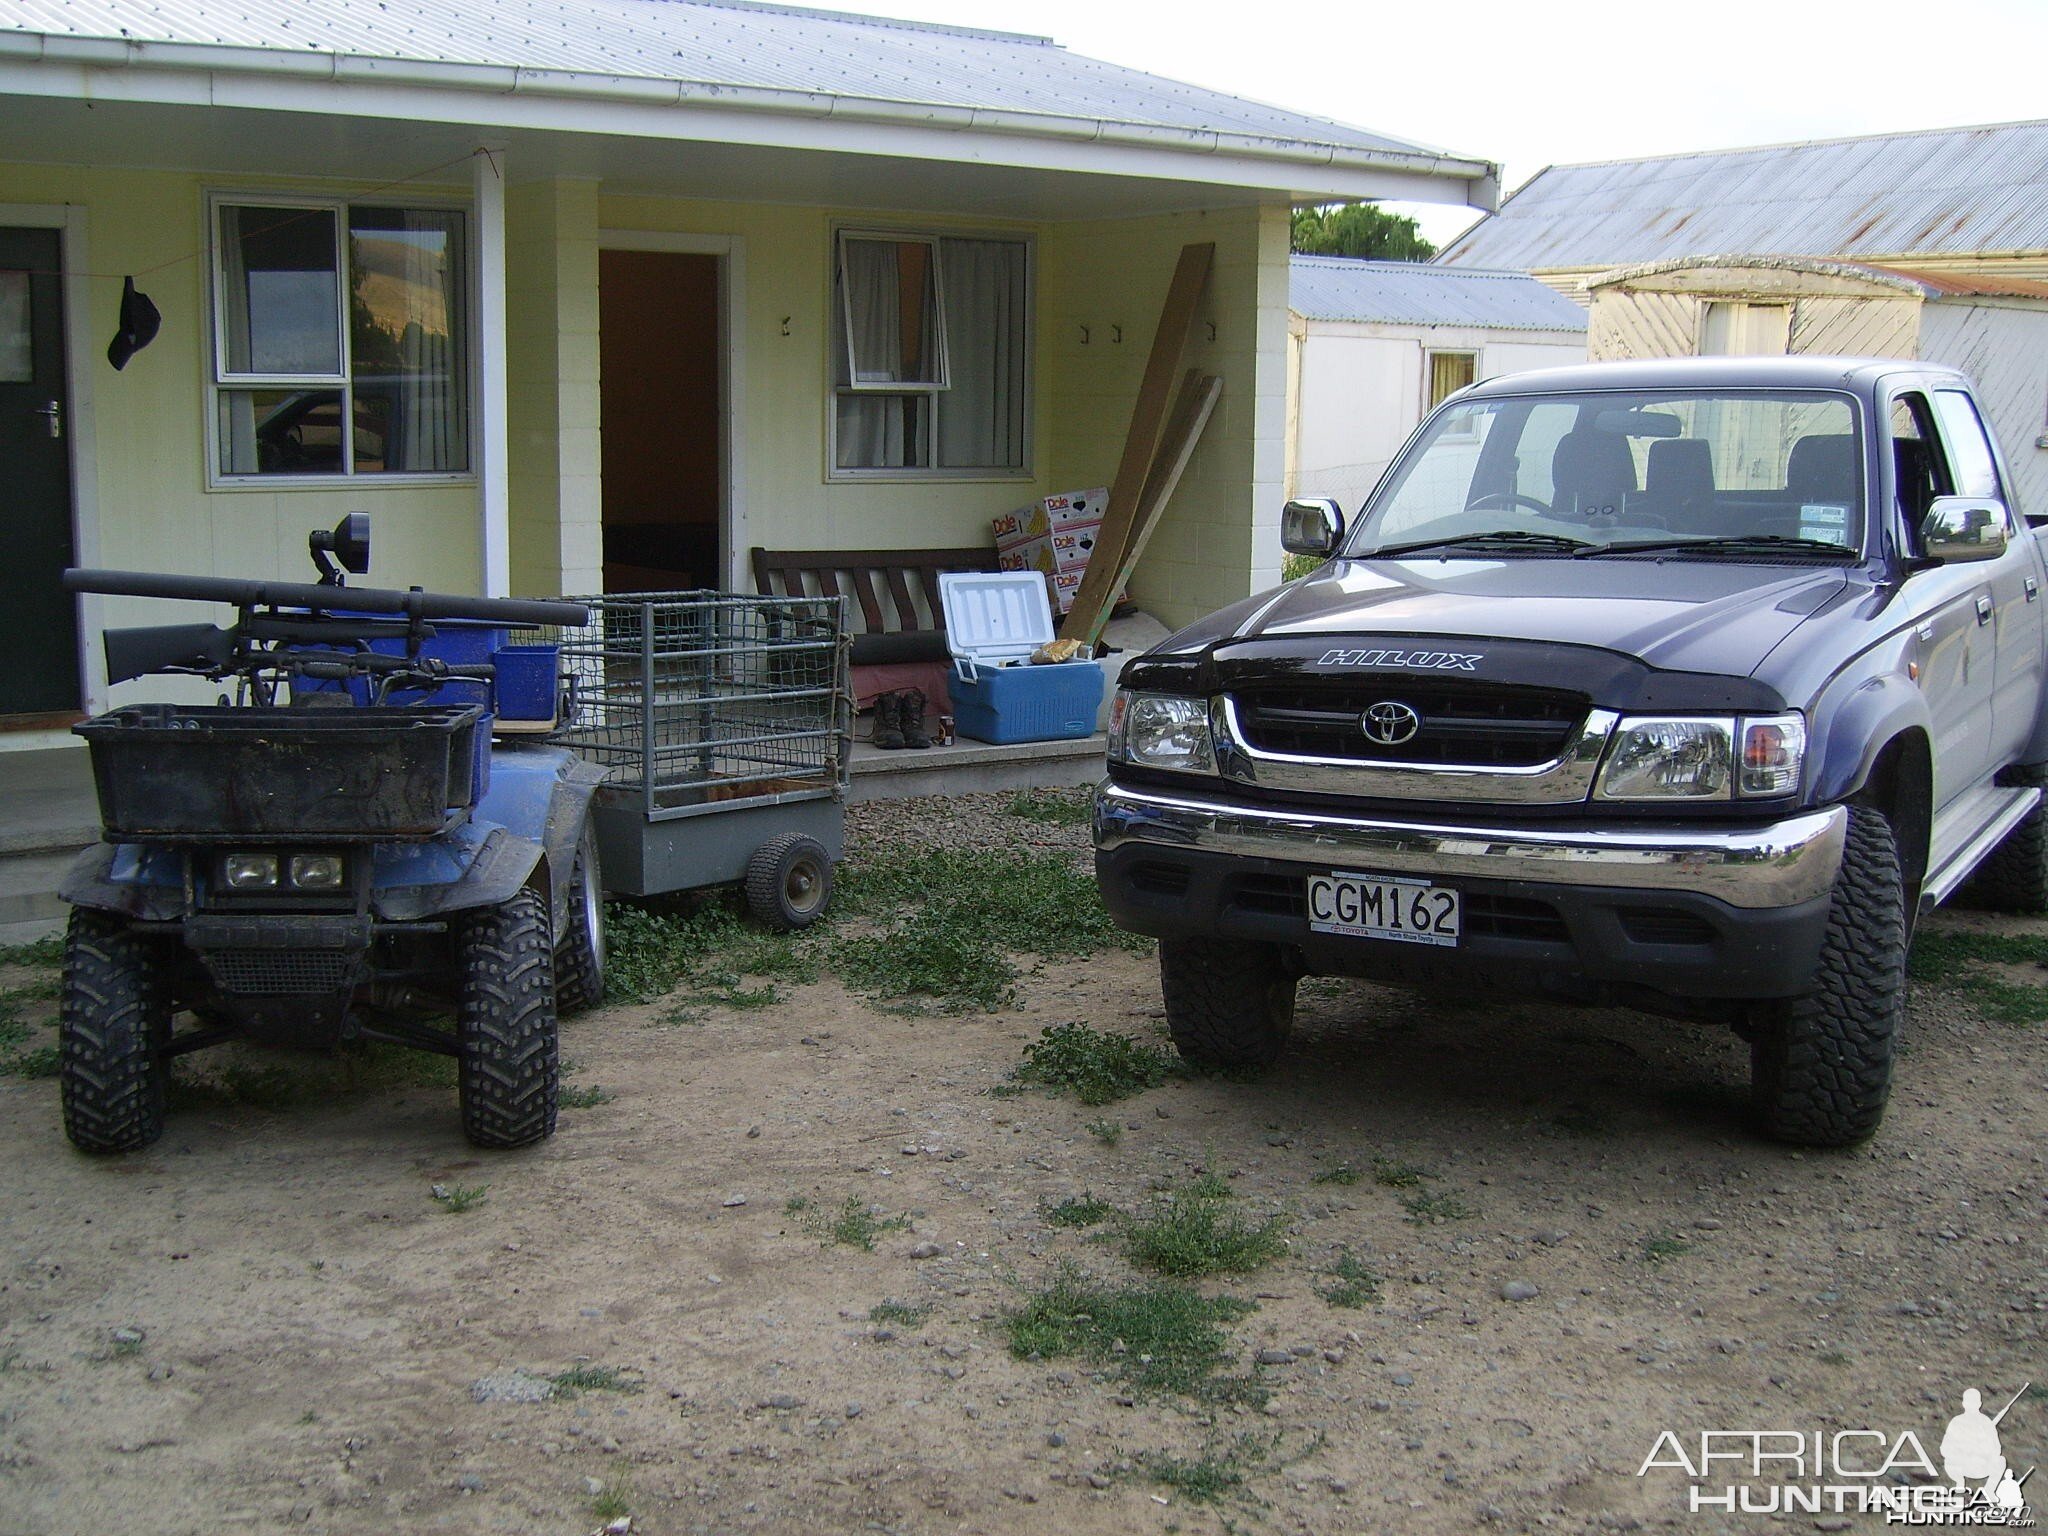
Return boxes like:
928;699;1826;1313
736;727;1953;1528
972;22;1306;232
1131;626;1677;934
1306;872;1461;947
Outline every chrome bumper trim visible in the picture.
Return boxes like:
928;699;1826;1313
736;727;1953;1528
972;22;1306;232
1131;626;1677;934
1094;783;1847;910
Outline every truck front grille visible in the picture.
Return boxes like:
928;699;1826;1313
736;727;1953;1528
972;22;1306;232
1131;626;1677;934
1231;681;1587;767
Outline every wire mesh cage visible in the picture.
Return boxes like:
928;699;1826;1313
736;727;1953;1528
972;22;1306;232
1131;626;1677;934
517;591;850;818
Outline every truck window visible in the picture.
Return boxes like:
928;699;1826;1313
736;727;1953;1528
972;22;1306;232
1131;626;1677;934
1890;393;1955;527
1930;389;2006;503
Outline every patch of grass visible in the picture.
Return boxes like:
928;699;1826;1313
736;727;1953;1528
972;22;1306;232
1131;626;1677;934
0;934;62;968
1312;1163;1362;1187
1317;1250;1382;1309
1121;1179;1287;1279
835;911;1015;1013
591;1481;631;1522
1005;1265;1258;1400
1;977;60;1004
811;1195;910;1252
1641;1231;1692;1265
110;1335;145;1358
4;1044;58;1080
1004;789;1093;826
1043;1195;1114;1229
784;1196;812;1215
867;1300;932;1329
1135;1433;1282;1506
1084;1116;1123;1147
1399;1189;1476;1225
1014;1022;1175;1105
1817;1350;1850;1366
1908;928;2048;1022
1550;1102;1616;1138
604;898;818;1008
430;1182;489;1214
548;1364;642;1398
558;1084;615;1109
1370;1158;1431;1189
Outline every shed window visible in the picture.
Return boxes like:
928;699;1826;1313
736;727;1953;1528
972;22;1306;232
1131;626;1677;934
831;231;1029;476
211;197;470;480
1427;351;1477;409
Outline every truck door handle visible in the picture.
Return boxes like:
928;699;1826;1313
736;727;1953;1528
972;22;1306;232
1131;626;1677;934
2027;577;2039;602
1976;595;1995;625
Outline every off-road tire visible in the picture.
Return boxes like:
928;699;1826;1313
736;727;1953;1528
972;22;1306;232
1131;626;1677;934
1750;805;1904;1147
456;888;559;1149
1158;938;1296;1070
554;824;606;1015
1958;764;2048;913
744;833;833;931
59;908;172;1154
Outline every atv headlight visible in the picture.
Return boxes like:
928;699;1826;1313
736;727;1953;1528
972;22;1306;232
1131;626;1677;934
222;853;280;889
1109;690;1214;774
289;853;347;890
1596;717;1735;800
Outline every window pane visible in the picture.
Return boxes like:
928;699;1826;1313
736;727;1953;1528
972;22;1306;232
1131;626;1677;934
835;392;931;469
1932;390;2002;499
218;387;348;474
348;207;469;472
219;205;341;375
840;237;943;388
935;237;1026;471
0;270;28;382
1428;352;1475;408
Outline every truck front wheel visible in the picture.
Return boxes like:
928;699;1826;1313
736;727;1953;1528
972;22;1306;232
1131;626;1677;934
1158;938;1296;1070
457;889;560;1149
1749;805;1904;1148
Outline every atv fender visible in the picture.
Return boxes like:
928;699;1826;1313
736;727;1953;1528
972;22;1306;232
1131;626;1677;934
60;843;185;923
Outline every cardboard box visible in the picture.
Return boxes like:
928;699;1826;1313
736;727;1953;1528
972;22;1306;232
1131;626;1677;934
996;520;1102;576
991;487;1110;550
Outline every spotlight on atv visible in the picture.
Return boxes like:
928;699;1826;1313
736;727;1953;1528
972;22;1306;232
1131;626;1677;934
309;513;371;586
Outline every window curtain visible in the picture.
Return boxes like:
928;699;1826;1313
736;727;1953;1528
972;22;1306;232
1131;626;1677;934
837;238;908;467
351;207;469;473
936;238;1024;470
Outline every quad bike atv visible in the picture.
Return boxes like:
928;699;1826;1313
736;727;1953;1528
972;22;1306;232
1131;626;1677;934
57;516;603;1153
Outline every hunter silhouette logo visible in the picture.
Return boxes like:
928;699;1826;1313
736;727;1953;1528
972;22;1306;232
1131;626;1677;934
1637;1383;2035;1523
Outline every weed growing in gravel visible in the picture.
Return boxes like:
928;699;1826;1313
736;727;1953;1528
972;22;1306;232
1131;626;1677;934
1014;1022;1175;1105
1317;1250;1382;1309
4;1045;57;1080
605;899;819;1008
806;1195;911;1252
558;1084;615;1109
1003;790;1093;826
1005;1265;1259;1400
0;934;61;968
784;1196;812;1215
1121;1178;1286;1278
1085;1117;1123;1146
835;910;1015;1013
867;1300;932;1329
1133;1433;1290;1505
1641;1231;1693;1264
110;1335;145;1358
1;977;58;1003
591;1481;631;1521
431;1182;489;1213
1817;1350;1850;1366
1043;1195;1114;1229
1908;928;2048;1022
1312;1164;1362;1187
550;1365;642;1398
1371;1158;1431;1189
1399;1190;1475;1225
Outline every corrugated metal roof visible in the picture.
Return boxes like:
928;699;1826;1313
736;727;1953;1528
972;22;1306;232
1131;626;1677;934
1289;256;1587;331
1439;119;2048;269
0;0;1456;162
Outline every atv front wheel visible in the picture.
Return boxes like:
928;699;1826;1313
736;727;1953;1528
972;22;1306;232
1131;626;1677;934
554;823;606;1015
60;908;173;1154
1158;937;1296;1070
456;888;559;1149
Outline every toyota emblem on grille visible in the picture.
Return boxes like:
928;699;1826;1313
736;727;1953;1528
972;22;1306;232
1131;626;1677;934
1361;700;1422;746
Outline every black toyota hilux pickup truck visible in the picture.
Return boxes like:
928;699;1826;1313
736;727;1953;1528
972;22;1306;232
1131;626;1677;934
1095;357;2047;1146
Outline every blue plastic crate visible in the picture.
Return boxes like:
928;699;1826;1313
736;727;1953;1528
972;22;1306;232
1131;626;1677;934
492;644;559;721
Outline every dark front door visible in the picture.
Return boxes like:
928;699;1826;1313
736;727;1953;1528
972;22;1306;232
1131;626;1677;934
0;226;79;717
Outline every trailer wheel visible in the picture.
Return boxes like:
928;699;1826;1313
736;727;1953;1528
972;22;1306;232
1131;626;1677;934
457;888;559;1149
59;908;172;1154
1749;804;1903;1148
1158;937;1296;1070
554;823;606;1015
744;833;833;931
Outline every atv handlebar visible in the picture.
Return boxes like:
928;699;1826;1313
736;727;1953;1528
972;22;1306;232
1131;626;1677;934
64;568;588;630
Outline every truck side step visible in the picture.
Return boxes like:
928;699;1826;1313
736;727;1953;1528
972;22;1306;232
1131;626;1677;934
1920;782;2043;913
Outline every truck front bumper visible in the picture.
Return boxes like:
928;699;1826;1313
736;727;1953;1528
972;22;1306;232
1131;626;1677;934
1093;782;1847;1003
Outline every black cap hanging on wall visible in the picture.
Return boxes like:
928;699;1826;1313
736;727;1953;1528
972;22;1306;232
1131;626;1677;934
106;276;161;370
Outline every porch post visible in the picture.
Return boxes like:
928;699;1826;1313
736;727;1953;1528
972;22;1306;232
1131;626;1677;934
474;143;511;597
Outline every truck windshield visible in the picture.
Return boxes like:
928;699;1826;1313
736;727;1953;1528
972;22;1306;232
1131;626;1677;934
1351;390;1863;559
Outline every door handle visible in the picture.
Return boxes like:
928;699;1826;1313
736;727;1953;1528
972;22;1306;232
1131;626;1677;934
32;399;60;440
1976;594;1995;625
2028;577;2039;602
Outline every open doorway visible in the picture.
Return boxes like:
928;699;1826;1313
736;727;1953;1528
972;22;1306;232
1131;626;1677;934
598;248;721;592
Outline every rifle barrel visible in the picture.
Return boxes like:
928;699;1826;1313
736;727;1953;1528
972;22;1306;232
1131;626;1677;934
65;568;586;629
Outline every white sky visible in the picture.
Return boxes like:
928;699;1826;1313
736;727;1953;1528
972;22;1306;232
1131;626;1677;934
827;0;2048;245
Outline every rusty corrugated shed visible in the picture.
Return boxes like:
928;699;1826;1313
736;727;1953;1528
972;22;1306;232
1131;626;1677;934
1439;119;2048;270
1289;256;1587;331
0;0;1466;164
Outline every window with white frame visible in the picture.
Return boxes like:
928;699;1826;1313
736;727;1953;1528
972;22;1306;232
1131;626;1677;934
831;229;1029;475
211;196;471;479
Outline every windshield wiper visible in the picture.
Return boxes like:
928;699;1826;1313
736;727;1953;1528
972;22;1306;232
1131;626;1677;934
1367;530;1597;559
1582;534;1858;560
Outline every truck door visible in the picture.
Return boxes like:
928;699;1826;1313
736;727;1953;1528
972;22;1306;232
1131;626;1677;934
1890;390;1998;806
1928;387;2043;776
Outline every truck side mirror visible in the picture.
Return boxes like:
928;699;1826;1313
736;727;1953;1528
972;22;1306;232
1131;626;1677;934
1281;499;1344;558
1918;496;2007;564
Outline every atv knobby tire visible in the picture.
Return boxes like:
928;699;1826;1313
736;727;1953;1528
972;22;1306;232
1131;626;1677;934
60;908;172;1154
1959;764;2048;913
1750;804;1904;1147
744;832;833;931
554;823;606;1015
1158;937;1296;1070
457;888;559;1148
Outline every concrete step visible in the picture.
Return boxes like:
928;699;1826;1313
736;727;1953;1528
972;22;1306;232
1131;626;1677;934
847;732;1105;803
0;849;82;928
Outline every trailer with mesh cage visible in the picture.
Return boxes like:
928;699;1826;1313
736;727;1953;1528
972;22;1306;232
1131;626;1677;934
524;590;851;928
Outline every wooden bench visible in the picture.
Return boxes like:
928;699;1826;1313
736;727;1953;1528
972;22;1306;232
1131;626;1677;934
749;545;998;667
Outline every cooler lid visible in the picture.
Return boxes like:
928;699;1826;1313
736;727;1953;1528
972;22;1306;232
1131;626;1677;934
938;571;1054;668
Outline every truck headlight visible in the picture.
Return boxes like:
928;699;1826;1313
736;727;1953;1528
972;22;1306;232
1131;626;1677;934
288;853;347;890
222;853;280;889
1109;690;1215;774
1595;712;1806;800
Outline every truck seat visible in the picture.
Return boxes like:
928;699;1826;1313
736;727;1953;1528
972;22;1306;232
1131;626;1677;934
1551;428;1638;519
1643;438;1715;531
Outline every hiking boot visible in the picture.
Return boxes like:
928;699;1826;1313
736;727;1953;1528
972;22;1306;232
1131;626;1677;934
871;691;907;750
898;688;933;749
